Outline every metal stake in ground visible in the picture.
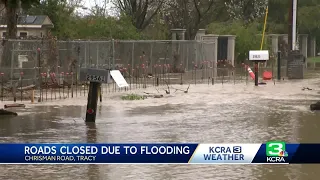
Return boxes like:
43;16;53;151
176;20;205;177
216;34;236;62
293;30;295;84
45;73;48;101
233;67;236;85
167;64;170;86
128;64;132;90
61;72;65;98
66;73;70;98
53;73;56;100
71;72;74;98
57;67;61;99
194;64;197;85
49;73;53;101
212;62;215;85
40;73;43;101
153;65;156;86
20;72;23;101
37;48;41;84
180;64;183;85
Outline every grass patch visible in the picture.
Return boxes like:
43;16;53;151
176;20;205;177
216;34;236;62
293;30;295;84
121;94;145;100
307;56;320;63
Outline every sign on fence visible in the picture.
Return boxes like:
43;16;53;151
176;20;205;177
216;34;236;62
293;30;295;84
79;68;111;83
110;70;129;88
249;50;269;61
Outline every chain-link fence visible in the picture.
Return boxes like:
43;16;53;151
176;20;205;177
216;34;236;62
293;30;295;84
0;40;216;81
1;39;316;102
0;39;217;101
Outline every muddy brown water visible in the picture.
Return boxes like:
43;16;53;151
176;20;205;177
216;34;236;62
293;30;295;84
0;78;320;180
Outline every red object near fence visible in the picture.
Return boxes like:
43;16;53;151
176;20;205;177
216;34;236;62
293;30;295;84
263;71;272;80
246;65;255;80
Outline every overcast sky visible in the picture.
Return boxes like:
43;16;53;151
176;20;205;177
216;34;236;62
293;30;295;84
80;0;116;15
83;0;114;9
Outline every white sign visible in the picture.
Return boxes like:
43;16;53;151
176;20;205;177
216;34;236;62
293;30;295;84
249;50;269;61
18;55;28;68
86;75;105;82
79;68;110;83
110;70;129;88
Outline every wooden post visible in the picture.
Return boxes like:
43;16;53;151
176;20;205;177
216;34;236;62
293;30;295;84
254;62;259;86
80;68;114;123
85;82;100;122
13;85;16;102
31;90;34;103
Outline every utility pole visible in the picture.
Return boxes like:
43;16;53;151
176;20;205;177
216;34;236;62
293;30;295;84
292;0;297;50
288;0;293;51
287;0;304;79
288;0;298;51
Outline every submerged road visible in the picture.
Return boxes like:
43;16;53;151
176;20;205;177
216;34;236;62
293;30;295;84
0;78;320;180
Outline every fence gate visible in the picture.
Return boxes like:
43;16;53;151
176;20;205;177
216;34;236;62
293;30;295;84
217;37;228;60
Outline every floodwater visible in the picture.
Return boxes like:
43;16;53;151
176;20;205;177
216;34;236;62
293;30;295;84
1;78;320;180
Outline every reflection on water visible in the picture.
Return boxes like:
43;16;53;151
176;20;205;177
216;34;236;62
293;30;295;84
86;123;100;180
0;78;320;180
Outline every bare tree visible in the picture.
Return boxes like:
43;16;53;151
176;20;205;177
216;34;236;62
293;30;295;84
224;0;267;23
89;0;110;17
113;0;164;31
161;0;215;40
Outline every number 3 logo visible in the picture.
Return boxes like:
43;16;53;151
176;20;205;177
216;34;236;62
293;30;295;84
268;143;283;155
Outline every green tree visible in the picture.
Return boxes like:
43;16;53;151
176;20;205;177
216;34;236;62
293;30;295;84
298;5;320;50
73;15;142;40
224;0;267;23
25;0;142;40
26;0;77;39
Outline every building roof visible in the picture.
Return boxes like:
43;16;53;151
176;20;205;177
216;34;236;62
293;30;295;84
0;15;54;28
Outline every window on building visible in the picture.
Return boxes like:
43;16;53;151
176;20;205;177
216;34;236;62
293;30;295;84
19;32;28;38
2;32;6;38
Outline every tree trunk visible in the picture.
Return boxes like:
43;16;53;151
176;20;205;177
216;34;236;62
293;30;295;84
1;0;18;102
1;0;18;67
7;1;18;39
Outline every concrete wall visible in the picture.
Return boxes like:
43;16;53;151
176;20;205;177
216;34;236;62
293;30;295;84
266;34;316;58
201;35;218;77
195;30;236;66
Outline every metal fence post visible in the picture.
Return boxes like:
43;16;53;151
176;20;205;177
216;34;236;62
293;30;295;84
112;39;115;70
131;42;135;69
195;42;198;67
150;42;153;74
186;43;189;70
84;41;87;68
10;42;14;87
96;43;99;68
